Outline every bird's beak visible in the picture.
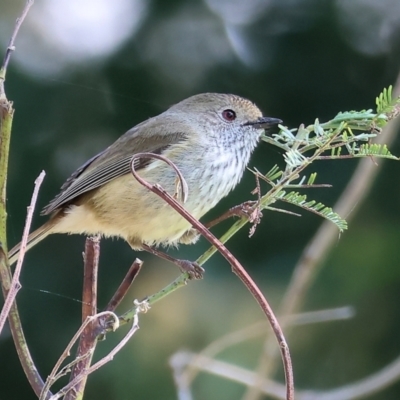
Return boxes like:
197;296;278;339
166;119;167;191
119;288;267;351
243;117;282;129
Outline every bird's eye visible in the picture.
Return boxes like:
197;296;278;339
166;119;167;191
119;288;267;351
222;109;236;122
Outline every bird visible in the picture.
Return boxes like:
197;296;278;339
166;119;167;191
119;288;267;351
8;93;281;274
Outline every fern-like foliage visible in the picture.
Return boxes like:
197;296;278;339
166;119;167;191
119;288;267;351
355;143;397;158
264;165;282;182
375;85;400;124
254;86;399;233
277;191;348;232
324;143;398;160
376;86;394;114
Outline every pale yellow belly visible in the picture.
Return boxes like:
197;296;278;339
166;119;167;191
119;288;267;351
53;173;206;248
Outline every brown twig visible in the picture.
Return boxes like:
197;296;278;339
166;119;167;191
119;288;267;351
131;152;189;202
40;311;119;400
204;201;258;229
41;244;142;399
49;305;146;400
104;258;143;312
63;236;101;400
249;172;262;237
0;2;49;398
42;245;142;399
0;0;34;96
0;170;45;333
130;153;294;400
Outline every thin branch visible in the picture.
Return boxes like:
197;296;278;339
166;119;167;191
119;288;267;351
42;245;142;399
132;152;189;202
116;273;191;328
49;304;147;400
0;170;45;333
204;201;258;229
64;237;101;400
40;311;119;400
104;258;143;312
130;153;294;400
0;0;34;96
0;2;48;398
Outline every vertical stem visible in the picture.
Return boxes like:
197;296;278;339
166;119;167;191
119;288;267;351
0;101;13;255
0;6;47;393
65;237;100;400
0;171;45;333
0;59;48;400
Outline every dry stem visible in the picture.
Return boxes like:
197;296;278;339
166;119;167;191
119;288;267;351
0;170;45;333
64;237;100;400
130;153;295;400
104;258;143;312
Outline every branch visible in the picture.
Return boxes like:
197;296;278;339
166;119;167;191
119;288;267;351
104;258;143;312
0;2;49;398
64;237;101;400
116;272;194;328
0;170;45;333
42;242;143;399
130;153;294;400
40;311;119;400
48;305;147;400
0;0;34;96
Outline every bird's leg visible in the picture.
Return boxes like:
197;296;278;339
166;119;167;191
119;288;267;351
178;201;262;245
141;244;204;280
205;200;261;229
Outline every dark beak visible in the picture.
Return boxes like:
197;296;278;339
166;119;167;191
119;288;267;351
244;116;282;129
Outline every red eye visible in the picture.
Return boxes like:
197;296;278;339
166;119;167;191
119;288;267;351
222;109;236;121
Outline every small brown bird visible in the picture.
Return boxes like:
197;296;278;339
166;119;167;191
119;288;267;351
8;93;280;268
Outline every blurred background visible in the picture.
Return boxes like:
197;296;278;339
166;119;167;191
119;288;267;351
1;0;400;399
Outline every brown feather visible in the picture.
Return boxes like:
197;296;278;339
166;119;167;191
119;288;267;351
42;115;189;215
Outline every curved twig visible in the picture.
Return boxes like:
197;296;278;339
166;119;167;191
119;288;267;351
40;311;119;400
132;152;188;203
130;153;294;400
48;307;142;400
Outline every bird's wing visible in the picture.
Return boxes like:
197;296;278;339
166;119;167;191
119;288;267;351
42;116;189;215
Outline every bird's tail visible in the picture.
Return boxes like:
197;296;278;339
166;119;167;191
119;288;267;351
8;219;59;266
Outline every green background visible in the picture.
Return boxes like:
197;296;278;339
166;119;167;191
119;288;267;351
1;0;400;399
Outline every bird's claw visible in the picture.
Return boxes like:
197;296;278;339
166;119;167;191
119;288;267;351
178;260;205;280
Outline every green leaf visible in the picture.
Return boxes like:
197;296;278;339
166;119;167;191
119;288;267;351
284;149;309;168
376;86;393;114
354;143;399;160
307;172;317;185
264;164;283;182
277;191;348;232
